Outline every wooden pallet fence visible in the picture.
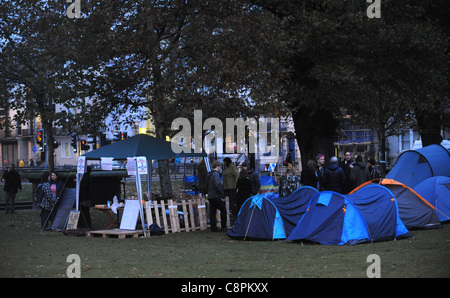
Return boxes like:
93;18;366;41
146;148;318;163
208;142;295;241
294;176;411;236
144;196;211;234
143;196;230;234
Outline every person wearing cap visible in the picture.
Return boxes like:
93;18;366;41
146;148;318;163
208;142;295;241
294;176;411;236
323;156;346;194
207;160;227;232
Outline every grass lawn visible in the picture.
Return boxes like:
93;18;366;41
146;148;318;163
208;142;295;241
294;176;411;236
1;208;449;278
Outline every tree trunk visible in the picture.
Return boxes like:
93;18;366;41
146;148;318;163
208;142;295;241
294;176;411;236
154;106;173;199
415;103;443;147
43;120;55;173
157;159;173;199
291;106;337;168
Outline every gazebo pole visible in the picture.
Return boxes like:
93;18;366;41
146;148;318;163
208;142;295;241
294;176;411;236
135;158;148;238
147;161;152;199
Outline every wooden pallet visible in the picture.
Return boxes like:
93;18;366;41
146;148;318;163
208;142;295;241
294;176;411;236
86;229;144;239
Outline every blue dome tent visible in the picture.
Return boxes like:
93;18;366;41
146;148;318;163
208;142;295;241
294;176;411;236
352;179;442;229
227;186;318;240
386;144;450;188
348;185;410;241
287;186;410;245
413;176;450;223
286;191;371;245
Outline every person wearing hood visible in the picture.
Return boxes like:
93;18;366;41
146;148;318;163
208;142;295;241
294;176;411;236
349;155;371;190
323;156;346;194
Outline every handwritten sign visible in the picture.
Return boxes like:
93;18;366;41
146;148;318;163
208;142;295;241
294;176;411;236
66;211;80;230
77;156;86;174
137;156;148;175
127;158;136;176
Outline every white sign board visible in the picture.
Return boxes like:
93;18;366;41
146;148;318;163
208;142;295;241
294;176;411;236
101;157;114;171
127;157;136;176
119;199;141;230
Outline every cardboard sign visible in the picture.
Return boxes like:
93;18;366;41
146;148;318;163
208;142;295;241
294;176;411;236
66;211;80;230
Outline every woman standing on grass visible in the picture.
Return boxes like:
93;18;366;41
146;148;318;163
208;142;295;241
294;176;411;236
35;171;55;230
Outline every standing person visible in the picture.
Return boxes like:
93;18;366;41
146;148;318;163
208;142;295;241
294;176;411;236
323;156;346;194
36;171;55;230
349;155;371;190
2;164;22;214
339;152;354;193
48;172;65;224
301;160;319;189
242;162;260;196
79;166;93;229
222;157;239;216
235;168;253;214
285;149;294;174
207;160;227;232
367;158;381;180
196;159;208;196
316;154;326;191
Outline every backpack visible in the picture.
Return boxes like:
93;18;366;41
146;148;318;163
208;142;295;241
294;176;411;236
34;183;44;203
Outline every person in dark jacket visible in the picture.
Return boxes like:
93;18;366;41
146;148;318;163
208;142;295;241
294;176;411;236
2;164;22;214
79;166;93;228
367;158;381;180
207;160;227;232
339;152;354;193
241;162;260;196
196;159;208;196
301;159;319;189
323;157;346;194
235;169;253;213
349;155;371;190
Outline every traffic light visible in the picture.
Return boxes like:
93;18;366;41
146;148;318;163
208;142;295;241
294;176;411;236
121;132;127;140
80;139;90;151
37;129;44;151
71;133;77;153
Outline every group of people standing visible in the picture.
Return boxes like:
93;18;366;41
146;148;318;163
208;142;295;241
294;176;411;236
196;158;260;232
301;152;380;194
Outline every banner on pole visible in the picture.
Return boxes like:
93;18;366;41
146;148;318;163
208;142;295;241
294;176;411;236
137;156;148;175
77;156;86;174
